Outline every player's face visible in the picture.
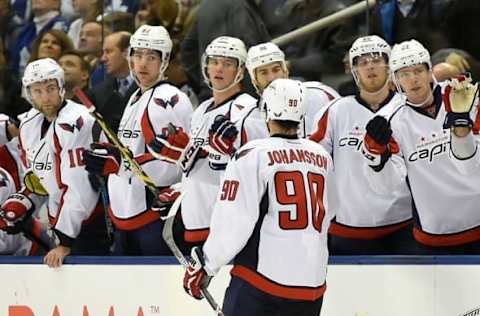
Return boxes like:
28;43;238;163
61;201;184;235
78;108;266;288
255;62;287;92
207;56;240;90
131;48;162;89
28;79;62;118
354;53;389;93
396;64;433;104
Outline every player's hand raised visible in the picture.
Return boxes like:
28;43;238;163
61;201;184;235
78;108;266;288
443;74;478;129
208;114;238;156
361;116;398;171
83;142;122;177
183;247;212;300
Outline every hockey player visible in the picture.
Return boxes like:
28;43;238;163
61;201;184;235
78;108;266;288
0;114;19;145
362;39;480;253
148;36;268;246
83;25;193;255
183;78;335;316
309;35;414;255
246;42;339;137
0;164;56;255
1;58;109;267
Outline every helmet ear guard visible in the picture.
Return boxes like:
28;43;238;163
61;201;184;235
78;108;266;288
261;78;306;123
127;25;173;87
22;58;65;104
201;36;247;93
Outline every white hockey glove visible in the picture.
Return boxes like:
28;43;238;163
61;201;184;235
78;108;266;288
443;74;479;129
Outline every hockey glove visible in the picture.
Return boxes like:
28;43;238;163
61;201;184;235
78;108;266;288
83;142;122;177
208;115;239;156
151;185;181;217
361;116;397;172
0;193;34;234
184;246;212;300
443;74;479;129
148;124;203;173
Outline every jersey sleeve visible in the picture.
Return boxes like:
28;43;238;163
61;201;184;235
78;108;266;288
238;109;269;147
52;115;99;240
0;115;9;145
309;106;334;154
203;147;265;275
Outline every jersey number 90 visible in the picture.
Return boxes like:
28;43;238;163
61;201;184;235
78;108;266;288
274;171;326;232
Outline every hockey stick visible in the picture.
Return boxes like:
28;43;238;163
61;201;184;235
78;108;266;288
73;88;158;196
162;192;224;315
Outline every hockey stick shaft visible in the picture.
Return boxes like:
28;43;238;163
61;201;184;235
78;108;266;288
162;193;224;315
73;88;158;196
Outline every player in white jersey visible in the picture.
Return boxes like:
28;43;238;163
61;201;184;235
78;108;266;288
0;161;58;255
0;114;19;146
148;36;268;246
246;42;339;137
1;58;109;267
362;39;480;253
309;35;414;255
83;25;193;255
183;78;334;316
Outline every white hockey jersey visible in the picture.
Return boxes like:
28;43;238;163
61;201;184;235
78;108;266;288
301;81;339;137
0;139;25;192
203;137;334;301
18;101;102;240
368;84;480;246
181;93;269;242
0;166;35;255
0;114;12;145
107;81;193;230
310;92;412;239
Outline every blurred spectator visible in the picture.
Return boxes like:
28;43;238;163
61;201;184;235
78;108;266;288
181;0;270;101
68;0;102;48
370;0;451;53
0;0;30;118
431;48;480;82
104;0;139;15
58;50;91;99
134;0;178;30
259;0;357;83
9;0;68;75
87;31;134;132
100;11;135;33
444;1;480;61
78;21;111;85
27;29;74;63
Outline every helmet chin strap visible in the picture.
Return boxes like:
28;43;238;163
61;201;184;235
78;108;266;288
210;72;244;93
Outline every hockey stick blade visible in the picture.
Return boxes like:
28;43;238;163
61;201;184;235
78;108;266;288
162;192;224;315
73;88;158;196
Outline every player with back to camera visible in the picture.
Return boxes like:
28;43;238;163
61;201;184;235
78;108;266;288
183;78;335;316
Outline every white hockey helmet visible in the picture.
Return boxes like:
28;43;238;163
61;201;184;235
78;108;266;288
246;42;288;93
128;25;173;85
22;58;65;104
390;39;431;74
201;36;247;92
349;35;391;67
261;78;306;123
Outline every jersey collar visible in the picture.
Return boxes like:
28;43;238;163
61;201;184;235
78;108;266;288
355;90;395;113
